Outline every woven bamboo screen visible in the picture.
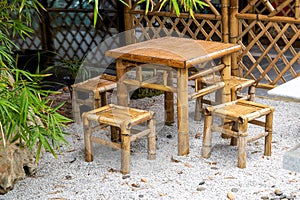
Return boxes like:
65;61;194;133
234;0;300;88
125;0;223;43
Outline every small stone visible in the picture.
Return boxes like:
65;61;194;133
274;189;283;196
195;133;201;139
286;196;295;200
131;183;140;188
122;175;130;179
231;188;238;193
199;181;205;185
141;178;148;183
211;167;219;170
261;196;269;200
196;187;206;192
138;194;144;198
166;134;172;139
227;192;235;200
184;163;191;168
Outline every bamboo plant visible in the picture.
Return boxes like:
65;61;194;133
0;0;72;162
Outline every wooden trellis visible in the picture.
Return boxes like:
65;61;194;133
124;0;223;43
233;0;300;88
11;0;123;62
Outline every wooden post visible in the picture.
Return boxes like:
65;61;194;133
165;70;174;125
121;126;130;174
177;68;189;156
237;119;248;168
40;0;54;51
264;108;274;156
202;111;213;158
83;114;93;162
230;0;240;76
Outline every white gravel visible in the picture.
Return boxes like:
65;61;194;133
2;94;300;200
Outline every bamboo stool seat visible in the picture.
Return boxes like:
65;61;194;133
82;104;156;174
202;99;274;168
72;74;117;123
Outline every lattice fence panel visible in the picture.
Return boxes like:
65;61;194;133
131;14;222;42
236;0;300;87
127;0;223;43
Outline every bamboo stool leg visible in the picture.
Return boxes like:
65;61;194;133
83;114;93;162
238;121;248;168
202;112;213;158
264;110;273;156
100;92;107;107
248;85;256;101
72;89;81;124
230;122;238;146
121;128;131;174
194;79;203;122
148;118;156;160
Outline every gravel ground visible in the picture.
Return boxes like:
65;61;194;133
2;93;300;200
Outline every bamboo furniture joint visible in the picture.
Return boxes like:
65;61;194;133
72;74;117;123
106;37;241;156
202;99;274;168
83;104;156;174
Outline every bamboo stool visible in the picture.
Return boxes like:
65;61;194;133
72;74;117;123
202;99;274;168
82;104;156;174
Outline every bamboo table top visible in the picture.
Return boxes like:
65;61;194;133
268;77;300;102
106;37;241;68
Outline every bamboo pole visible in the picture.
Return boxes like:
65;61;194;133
230;0;239;76
121;127;130;174
202;112;213;158
83;115;93;162
148;118;156;160
165;70;175;125
296;0;300;19
237;120;248;168
221;0;230;43
177;68;189;156
264;108;273;156
236;13;300;24
124;0;134;44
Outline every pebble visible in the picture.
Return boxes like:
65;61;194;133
231;188;238;193
274;189;283;196
122;175;130;179
261;196;269;200
196;187;206;192
198;181;205;185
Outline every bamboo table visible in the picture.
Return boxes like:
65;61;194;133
106;37;241;156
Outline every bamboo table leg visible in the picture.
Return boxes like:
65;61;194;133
177;68;189;156
165;70;174;125
113;59;128;142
